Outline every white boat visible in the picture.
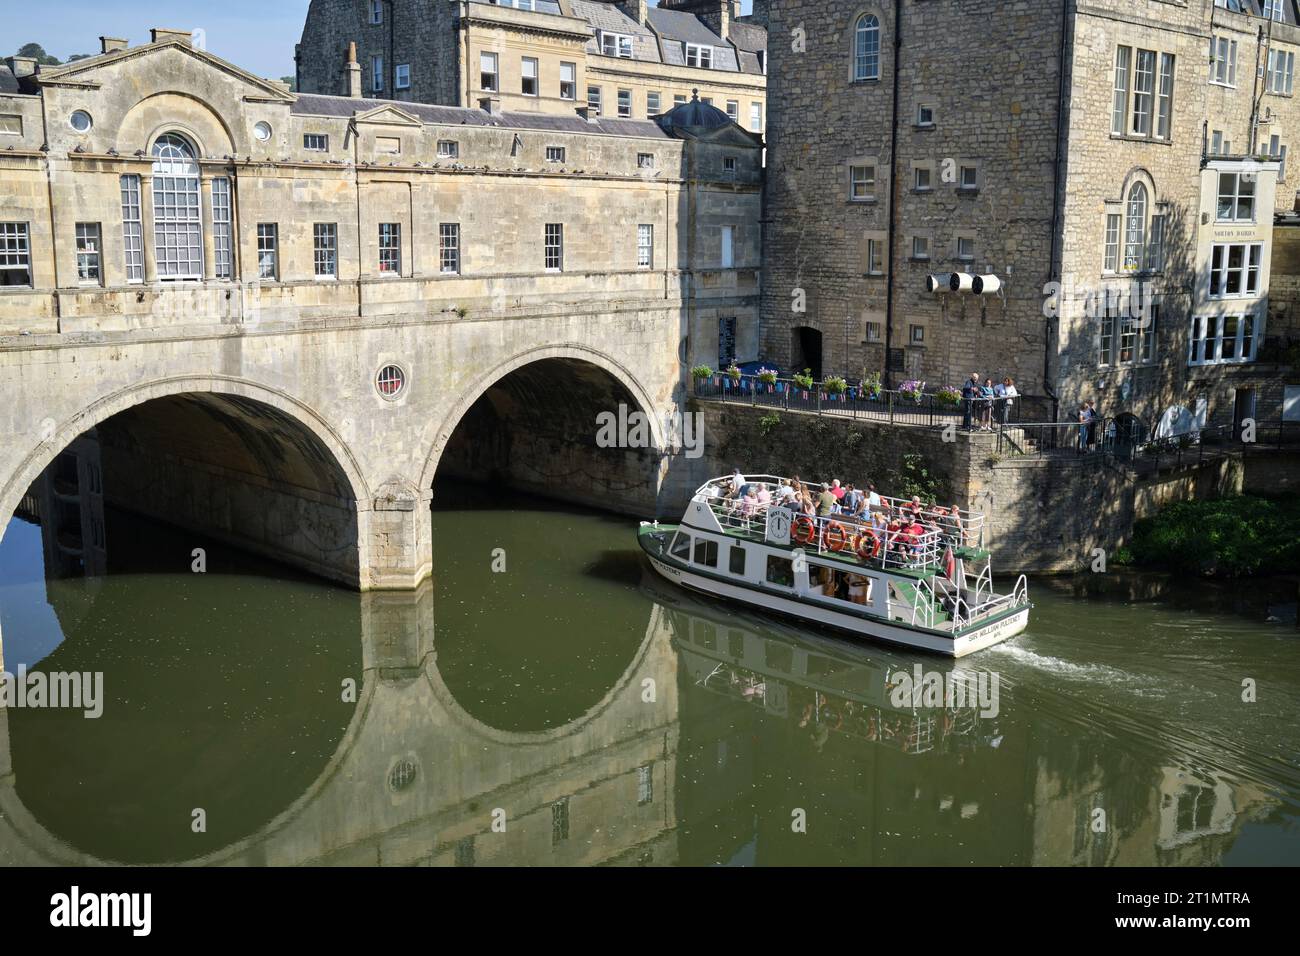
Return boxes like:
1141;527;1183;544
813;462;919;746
638;474;1030;657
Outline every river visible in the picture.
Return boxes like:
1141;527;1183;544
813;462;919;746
0;483;1296;866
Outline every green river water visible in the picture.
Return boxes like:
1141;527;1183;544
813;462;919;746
0;484;1296;866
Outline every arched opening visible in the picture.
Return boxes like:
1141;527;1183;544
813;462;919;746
791;326;824;380
432;356;661;514
425;356;662;733
0;390;366;862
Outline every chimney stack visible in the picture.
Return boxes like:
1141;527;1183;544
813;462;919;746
614;0;649;25
5;56;37;79
99;37;129;55
479;95;502;115
346;42;363;98
150;28;194;46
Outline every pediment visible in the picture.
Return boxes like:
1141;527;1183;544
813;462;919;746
353;105;425;128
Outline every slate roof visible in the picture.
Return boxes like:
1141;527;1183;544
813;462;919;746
569;0;662;62
729;21;768;54
469;0;564;14
292;93;672;138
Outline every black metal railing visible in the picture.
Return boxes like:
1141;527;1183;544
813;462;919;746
693;374;1037;428
994;418;1298;468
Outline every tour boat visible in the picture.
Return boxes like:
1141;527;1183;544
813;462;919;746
638;475;1030;657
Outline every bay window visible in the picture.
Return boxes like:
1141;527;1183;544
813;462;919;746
1209;243;1262;298
1189;313;1258;365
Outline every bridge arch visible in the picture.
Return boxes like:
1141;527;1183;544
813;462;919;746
0;375;370;588
418;344;668;497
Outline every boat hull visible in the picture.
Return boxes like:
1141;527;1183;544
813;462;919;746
643;552;1028;658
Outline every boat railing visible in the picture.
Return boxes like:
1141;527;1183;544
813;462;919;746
910;576;936;629
702;476;982;548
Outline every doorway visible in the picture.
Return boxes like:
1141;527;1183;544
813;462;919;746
791;326;823;379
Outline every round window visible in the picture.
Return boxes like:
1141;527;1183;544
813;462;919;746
70;110;93;133
388;759;417;792
253;121;272;142
376;364;406;400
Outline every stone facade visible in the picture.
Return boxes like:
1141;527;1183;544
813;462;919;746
761;0;1300;440
297;0;768;131
0;30;763;590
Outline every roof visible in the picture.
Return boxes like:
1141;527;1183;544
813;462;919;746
728;20;767;54
469;0;563;14
292;92;672;138
569;0;663;62
654;93;734;133
647;6;725;46
0;65;18;95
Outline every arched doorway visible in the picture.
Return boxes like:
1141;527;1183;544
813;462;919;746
791;326;823;379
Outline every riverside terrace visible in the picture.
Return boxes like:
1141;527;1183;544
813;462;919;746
692;373;1053;427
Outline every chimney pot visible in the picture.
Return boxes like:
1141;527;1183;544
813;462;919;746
150;28;193;46
5;56;38;79
346;42;363;98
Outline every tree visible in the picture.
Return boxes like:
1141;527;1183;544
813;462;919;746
280;75;297;92
16;43;62;66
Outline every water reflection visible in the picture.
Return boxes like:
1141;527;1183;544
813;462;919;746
0;493;1295;866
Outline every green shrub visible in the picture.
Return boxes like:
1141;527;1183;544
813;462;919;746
1127;494;1300;577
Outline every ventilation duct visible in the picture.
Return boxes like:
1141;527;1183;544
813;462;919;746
949;272;975;293
972;274;1002;294
926;273;953;293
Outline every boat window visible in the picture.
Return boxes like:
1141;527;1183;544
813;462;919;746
727;630;744;657
764;640;794;672
729;546;747;575
808;563;873;607
670;532;691;560
694;620;717;650
694;539;719;568
766;555;794;588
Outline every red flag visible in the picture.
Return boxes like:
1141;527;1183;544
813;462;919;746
943;546;956;580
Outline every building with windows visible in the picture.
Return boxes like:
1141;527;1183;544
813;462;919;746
760;0;1300;432
296;1;767;131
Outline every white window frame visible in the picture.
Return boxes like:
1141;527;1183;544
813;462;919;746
1189;312;1258;365
371;55;384;93
152;133;204;281
721;225;735;268
522;57;538;97
749;102;762;132
559;62;576;100
546;145;566;163
602;32;634;59
545;223;564;271
480;52;498;93
637;223;653;269
1216;172;1255;222
1209;242;1263;299
369;0;383;25
120;175;144;284
911;235;929;259
257;223;278;281
849;164;875;201
1210;37;1238;87
0;222;31;287
648;91;662;115
686;44;713;69
1267;48;1295;94
866;238;884;276
211;177;233;280
313;222;338;279
378;222;401;276
587;86;602;116
1103;212;1121;273
854;14;880;81
395;64;411;90
618;88;632;117
304;133;329;152
75;222;102;285
437;139;459;159
439;222;460;275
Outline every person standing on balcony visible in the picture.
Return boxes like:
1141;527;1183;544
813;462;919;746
1000;377;1018;425
961;374;980;431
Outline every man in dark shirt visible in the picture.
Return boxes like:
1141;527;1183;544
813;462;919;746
961;373;980;431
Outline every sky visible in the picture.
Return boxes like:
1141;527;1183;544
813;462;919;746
9;0;755;81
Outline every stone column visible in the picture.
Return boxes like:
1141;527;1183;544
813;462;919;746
200;177;217;281
139;174;158;282
361;481;433;591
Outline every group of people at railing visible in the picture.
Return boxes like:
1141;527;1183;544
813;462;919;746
701;471;974;569
961;374;1019;431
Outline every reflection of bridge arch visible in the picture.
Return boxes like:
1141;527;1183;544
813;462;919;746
0;591;681;866
0;375;371;593
418;344;669;495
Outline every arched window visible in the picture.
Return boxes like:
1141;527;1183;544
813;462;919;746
151;133;203;280
854;15;880;82
1123;182;1147;271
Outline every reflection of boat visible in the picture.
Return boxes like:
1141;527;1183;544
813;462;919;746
638;474;1030;657
647;578;1003;756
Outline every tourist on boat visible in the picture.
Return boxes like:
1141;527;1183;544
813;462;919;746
756;484;772;508
905;495;924;517
843;483;863;514
816;484;837;517
739;487;759;521
775;480;797;504
867;483;882;510
830;479;846;502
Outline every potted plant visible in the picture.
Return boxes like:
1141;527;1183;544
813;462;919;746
900;379;925;403
757;367;778;386
691;365;714;381
824;375;848;395
936;385;962;407
725;363;742;383
861;370;883;399
793;368;815;391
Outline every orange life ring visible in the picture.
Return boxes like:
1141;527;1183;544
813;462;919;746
792;515;816;544
823;522;849;552
855;530;882;560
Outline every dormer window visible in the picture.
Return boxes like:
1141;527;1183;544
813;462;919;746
686;44;713;69
602;32;634;58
